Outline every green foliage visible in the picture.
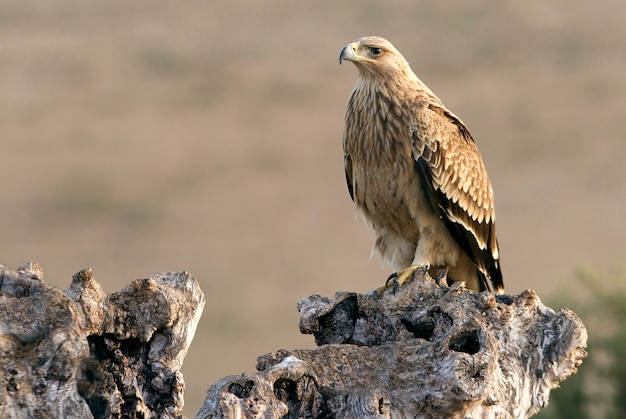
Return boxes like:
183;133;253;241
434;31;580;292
537;268;625;419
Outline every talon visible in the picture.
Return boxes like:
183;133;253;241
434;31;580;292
377;264;428;295
385;271;398;288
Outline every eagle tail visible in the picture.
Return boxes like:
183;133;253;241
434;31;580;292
478;262;504;294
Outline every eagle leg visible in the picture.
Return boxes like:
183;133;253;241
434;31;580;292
377;264;431;296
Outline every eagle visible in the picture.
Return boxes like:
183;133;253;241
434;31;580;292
339;36;504;294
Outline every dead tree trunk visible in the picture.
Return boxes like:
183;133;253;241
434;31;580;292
197;269;587;419
0;262;204;419
0;261;586;418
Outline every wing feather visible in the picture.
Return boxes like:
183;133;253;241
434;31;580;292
412;103;503;292
344;153;354;202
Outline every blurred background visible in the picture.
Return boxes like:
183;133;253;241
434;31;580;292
1;1;624;417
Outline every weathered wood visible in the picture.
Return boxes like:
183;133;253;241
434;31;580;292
197;270;587;419
0;261;587;418
0;262;204;419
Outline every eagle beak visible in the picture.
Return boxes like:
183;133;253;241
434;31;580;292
339;43;359;64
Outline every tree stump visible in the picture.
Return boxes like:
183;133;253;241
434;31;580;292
197;269;587;418
0;262;204;419
0;261;587;418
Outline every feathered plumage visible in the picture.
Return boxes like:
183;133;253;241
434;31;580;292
340;36;503;293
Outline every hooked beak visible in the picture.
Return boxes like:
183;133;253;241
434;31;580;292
339;43;360;64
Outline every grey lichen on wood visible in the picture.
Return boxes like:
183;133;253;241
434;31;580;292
197;270;587;419
0;262;204;419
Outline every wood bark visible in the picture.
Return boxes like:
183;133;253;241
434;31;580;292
197;269;587;419
0;261;587;418
0;262;204;419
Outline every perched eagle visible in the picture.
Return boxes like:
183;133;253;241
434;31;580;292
340;36;504;293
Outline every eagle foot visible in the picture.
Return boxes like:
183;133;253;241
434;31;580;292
377;264;430;296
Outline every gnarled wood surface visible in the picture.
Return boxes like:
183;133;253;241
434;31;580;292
0;261;586;418
0;262;204;419
197;270;587;419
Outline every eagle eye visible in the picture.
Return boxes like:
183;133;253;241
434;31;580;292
370;47;382;56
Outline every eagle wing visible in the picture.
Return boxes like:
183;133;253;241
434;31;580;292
344;149;354;202
411;102;503;292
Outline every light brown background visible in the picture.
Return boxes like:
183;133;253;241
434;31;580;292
1;1;624;416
